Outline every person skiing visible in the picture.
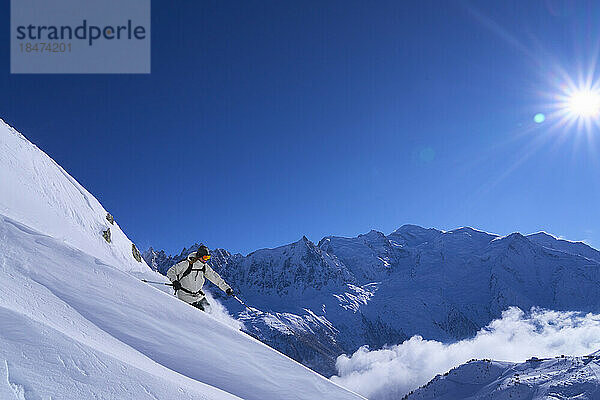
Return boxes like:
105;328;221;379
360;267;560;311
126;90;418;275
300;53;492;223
166;245;234;311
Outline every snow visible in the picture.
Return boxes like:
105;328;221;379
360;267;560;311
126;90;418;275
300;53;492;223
0;119;364;400
333;283;379;312
405;355;600;400
0;119;146;274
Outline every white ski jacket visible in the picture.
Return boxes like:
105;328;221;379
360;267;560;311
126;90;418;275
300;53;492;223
166;252;231;304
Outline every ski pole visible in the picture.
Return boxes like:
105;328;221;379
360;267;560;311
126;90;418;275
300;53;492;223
141;279;173;286
233;295;248;307
233;295;263;317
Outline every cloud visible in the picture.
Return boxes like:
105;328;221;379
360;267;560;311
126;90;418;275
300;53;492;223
330;307;600;400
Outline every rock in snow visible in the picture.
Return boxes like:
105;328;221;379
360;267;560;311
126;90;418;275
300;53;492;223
0;119;364;400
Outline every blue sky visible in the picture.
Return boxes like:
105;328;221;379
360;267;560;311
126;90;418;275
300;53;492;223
1;1;599;255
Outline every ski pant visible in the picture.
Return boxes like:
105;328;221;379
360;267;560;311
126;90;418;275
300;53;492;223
191;298;211;312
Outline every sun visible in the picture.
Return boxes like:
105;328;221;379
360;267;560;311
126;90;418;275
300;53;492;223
567;89;600;119
544;79;600;136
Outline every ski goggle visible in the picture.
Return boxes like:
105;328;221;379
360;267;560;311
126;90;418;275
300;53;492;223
201;255;211;261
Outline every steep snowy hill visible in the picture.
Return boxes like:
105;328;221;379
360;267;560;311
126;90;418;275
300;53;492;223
404;353;600;400
0;119;364;400
147;225;600;376
0;120;147;274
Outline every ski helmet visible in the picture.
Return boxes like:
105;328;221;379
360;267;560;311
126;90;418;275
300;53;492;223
196;245;211;261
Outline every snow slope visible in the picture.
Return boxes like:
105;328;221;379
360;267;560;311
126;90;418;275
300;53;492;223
0;119;364;400
0;120;146;273
404;353;600;400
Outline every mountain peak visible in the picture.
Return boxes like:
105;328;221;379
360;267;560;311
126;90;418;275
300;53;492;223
446;226;496;236
489;232;538;257
527;231;557;240
498;232;530;245
359;229;386;240
388;224;441;246
396;223;426;232
290;235;313;248
392;224;441;235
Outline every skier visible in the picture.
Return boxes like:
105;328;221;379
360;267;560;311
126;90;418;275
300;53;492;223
166;245;234;311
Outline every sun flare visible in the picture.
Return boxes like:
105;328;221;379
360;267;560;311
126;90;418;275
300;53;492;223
567;89;600;119
545;78;600;136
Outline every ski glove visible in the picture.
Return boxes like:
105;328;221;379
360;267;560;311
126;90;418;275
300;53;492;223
172;280;183;291
226;288;234;296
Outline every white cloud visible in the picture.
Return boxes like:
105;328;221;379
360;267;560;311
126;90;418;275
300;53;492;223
330;307;600;400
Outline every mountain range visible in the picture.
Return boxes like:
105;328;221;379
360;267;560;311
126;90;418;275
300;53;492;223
145;225;600;376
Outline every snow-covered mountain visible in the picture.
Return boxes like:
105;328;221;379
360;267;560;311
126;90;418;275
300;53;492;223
404;352;600;400
0;119;364;400
147;225;600;376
